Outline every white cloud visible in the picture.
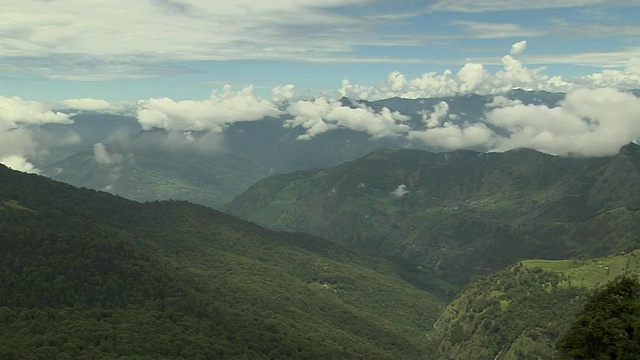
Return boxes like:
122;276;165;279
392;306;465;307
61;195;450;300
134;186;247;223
0;96;71;126
487;88;640;156
0;0;412;80
285;98;410;140
510;40;527;56
457;63;491;94
627;57;640;75
271;84;297;102
485;96;523;109
0;96;72;172
407;100;496;150
409;123;495;151
136;85;283;132
339;42;640;100
93;143;124;165
59;98;112;111
452;21;545;39
422;101;451;128
0;155;40;174
391;184;409;197
428;0;633;12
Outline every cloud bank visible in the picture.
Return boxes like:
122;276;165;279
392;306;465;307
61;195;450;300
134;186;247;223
284;98;410;140
137;85;282;132
340;42;640;101
0;96;72;173
488;88;640;156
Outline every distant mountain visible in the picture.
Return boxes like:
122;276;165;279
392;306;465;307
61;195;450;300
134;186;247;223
35;112;142;167
0;164;446;359
228;143;640;285
43;90;567;208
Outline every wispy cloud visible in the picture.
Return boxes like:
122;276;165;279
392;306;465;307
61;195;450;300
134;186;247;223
0;0;637;83
427;0;637;13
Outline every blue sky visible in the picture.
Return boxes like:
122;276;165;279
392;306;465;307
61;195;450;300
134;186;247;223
0;0;639;102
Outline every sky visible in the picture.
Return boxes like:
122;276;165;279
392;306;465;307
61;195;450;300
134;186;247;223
1;0;640;172
1;0;639;102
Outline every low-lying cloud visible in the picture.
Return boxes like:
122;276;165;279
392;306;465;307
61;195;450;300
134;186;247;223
488;88;640;156
285;98;410;140
137;85;283;132
391;184;409;197
0;96;72;173
93;143;125;165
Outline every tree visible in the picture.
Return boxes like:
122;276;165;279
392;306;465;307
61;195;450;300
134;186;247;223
556;276;640;359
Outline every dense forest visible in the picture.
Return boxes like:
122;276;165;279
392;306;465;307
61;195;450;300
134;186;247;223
0;164;446;359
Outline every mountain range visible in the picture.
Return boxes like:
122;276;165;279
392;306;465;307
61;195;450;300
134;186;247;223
41;90;566;208
228;143;640;285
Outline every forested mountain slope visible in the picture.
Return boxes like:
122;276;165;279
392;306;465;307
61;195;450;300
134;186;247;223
0;164;445;359
229;143;640;285
431;250;640;359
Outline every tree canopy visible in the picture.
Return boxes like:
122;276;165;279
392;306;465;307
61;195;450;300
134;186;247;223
557;276;640;360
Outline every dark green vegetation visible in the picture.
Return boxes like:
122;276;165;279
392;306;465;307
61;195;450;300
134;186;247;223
430;251;640;359
229;143;640;285
0;164;446;359
431;264;589;359
557;276;640;359
8;137;640;359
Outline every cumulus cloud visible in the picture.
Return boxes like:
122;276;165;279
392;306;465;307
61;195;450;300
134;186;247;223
59;98;112;111
421;101;450;128
487;88;640;156
137;85;283;132
0;96;72;172
391;184;409;197
0;155;39;174
93;143;125;165
339;42;555;100
627;57;640;75
339;42;639;101
0;96;71;126
271;84;297;102
409;123;495;151
485;96;523;109
510;40;527;56
285;98;410;140
310;87;640;156
408;101;495;150
573;57;640;89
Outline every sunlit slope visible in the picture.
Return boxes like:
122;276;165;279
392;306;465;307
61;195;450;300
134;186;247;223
522;249;640;288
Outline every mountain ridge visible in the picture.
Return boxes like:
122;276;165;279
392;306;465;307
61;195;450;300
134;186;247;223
228;143;640;285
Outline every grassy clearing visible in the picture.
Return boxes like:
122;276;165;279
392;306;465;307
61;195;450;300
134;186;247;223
2;200;37;213
521;250;640;289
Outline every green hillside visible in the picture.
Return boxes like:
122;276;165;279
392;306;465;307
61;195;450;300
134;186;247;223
47;137;272;209
0;164;445;359
430;265;589;359
228;143;640;285
521;249;640;289
430;250;640;359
